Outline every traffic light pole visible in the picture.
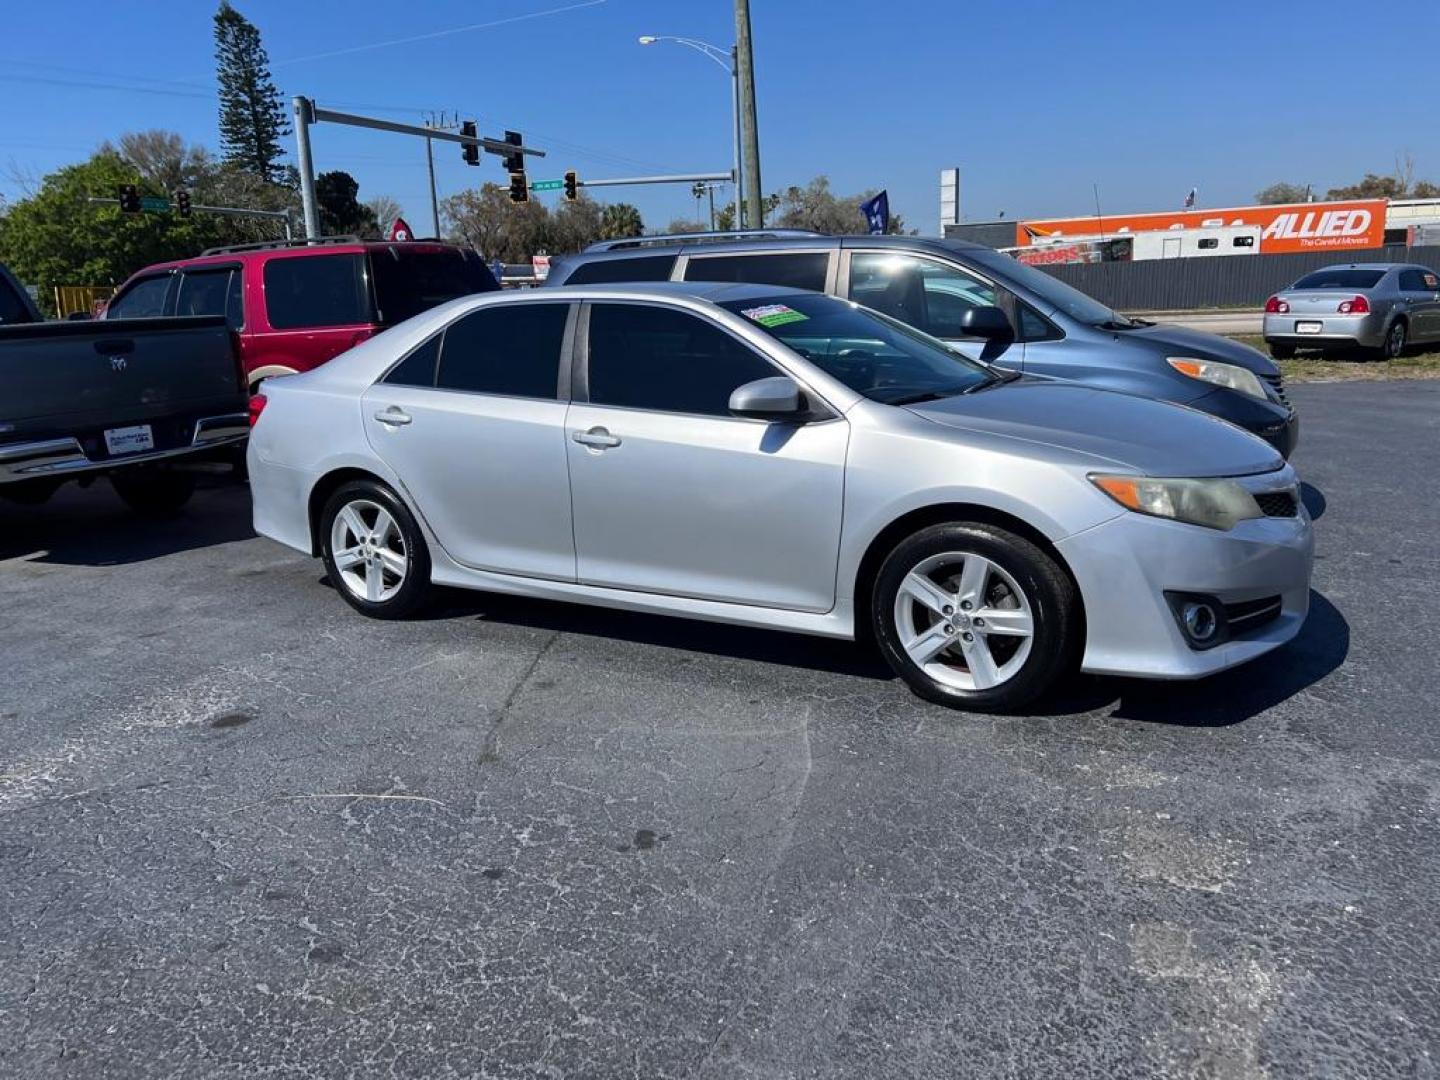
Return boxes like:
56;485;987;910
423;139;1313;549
291;97;546;238
577;172;732;189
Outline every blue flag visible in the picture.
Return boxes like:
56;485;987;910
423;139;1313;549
860;190;890;235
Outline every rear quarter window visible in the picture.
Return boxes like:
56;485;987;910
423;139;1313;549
262;253;369;329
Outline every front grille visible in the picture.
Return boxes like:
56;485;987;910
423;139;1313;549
1260;371;1289;407
1223;595;1283;636
1255;491;1298;517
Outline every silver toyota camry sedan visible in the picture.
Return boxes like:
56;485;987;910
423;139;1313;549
247;283;1313;712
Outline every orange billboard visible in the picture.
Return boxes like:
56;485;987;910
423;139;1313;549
1016;199;1387;254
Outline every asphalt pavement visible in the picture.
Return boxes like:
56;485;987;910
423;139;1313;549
2;380;1437;1078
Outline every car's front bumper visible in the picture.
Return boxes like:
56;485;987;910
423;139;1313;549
1055;471;1313;679
1187;387;1298;458
1263;311;1386;348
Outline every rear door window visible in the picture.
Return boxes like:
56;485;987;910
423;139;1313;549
383;333;443;387
106;275;172;319
262;254;368;329
1398;269;1428;292
564;255;677;284
683;252;829;292
369;246;498;325
435;302;569;399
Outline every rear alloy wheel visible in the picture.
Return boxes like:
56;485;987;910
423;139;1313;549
320;480;431;619
873;523;1079;713
1381;320;1407;360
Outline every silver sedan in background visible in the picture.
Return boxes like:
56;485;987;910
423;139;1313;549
1264;262;1440;359
247;284;1313;713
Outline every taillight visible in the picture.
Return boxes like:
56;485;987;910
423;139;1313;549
1265;296;1289;314
248;393;267;427
1337;295;1370;314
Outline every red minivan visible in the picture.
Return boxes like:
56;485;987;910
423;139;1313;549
104;238;499;389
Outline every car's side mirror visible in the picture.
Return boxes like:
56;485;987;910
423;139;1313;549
960;306;1013;339
729;376;807;420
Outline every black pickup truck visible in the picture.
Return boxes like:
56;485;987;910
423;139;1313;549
0;262;249;513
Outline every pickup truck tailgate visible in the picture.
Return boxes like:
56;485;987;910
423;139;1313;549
0;316;244;442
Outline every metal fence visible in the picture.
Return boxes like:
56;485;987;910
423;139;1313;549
1033;244;1440;311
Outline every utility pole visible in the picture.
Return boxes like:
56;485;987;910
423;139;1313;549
733;0;763;228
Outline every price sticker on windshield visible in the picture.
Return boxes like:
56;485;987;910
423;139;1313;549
740;304;808;328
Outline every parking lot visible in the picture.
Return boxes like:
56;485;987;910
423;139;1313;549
1;378;1436;1077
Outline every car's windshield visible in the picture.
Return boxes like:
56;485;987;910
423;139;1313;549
964;247;1136;328
718;293;995;404
369;247;499;325
1291;268;1386;290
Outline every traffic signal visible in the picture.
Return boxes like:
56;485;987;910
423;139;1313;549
508;172;530;204
118;184;141;213
501;130;524;175
460;120;479;166
174;189;191;217
563;171;578;202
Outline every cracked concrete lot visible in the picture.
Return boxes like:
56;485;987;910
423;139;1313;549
1;380;1437;1078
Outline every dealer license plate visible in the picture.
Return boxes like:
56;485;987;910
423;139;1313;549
1295;321;1323;335
104;424;155;456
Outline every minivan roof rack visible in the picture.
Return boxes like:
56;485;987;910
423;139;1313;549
584;229;824;253
199;235;363;256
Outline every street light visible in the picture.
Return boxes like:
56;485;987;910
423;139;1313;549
638;34;744;229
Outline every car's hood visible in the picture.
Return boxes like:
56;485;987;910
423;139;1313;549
906;382;1283;478
1119;323;1279;375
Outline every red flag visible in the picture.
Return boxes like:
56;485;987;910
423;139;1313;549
388;216;413;242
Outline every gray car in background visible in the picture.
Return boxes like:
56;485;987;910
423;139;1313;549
1264;262;1440;359
247;283;1312;713
545;232;1299;456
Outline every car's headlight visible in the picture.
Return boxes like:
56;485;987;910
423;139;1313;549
1167;357;1267;400
1089;474;1263;530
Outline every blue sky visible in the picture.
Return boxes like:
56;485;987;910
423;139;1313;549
3;0;1436;235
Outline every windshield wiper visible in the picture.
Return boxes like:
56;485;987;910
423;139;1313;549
1094;318;1137;331
887;385;972;405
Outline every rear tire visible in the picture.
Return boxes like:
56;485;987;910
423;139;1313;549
872;522;1080;713
319;480;431;620
1379;319;1407;360
110;467;195;517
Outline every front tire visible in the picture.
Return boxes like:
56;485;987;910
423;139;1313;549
872;522;1079;713
319;480;431;619
110;467;195;517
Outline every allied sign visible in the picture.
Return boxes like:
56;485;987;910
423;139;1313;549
1016;198;1387;254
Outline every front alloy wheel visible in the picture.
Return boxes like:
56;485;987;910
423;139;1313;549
320;480;431;619
873;523;1079;712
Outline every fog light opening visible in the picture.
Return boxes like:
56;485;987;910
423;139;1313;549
1181;601;1218;644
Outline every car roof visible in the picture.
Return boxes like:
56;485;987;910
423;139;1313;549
562;233;992;263
542;280;812;303
129;240;465;275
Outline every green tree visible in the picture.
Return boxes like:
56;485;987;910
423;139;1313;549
441;184;548;262
1327;173;1408;200
768;176;908;235
599;202;643;240
1255;182;1311;204
315;171;380;237
0;151;239;312
214;1;289;182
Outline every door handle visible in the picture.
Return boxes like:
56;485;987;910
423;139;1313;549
374;407;412;426
573;427;621;449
